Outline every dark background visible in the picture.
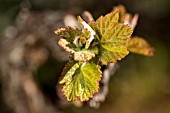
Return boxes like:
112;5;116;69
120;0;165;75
0;0;170;113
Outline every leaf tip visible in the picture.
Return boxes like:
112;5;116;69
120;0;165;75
54;27;66;35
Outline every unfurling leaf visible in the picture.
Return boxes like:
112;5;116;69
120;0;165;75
58;38;75;53
89;11;133;64
78;16;96;49
55;27;90;50
59;62;102;101
125;36;154;56
55;24;98;61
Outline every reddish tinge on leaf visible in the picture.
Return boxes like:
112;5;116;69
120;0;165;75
125;36;154;56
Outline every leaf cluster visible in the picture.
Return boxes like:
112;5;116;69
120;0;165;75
55;5;154;102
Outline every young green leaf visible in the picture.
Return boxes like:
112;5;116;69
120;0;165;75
59;62;102;101
125;36;154;56
89;11;133;65
55;5;154;102
55;25;98;61
100;44;129;65
59;60;78;83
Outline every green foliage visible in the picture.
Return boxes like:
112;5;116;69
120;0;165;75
113;5;154;56
55;5;154;102
59;62;102;101
90;11;132;64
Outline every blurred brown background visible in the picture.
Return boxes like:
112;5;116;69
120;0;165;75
0;0;170;113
